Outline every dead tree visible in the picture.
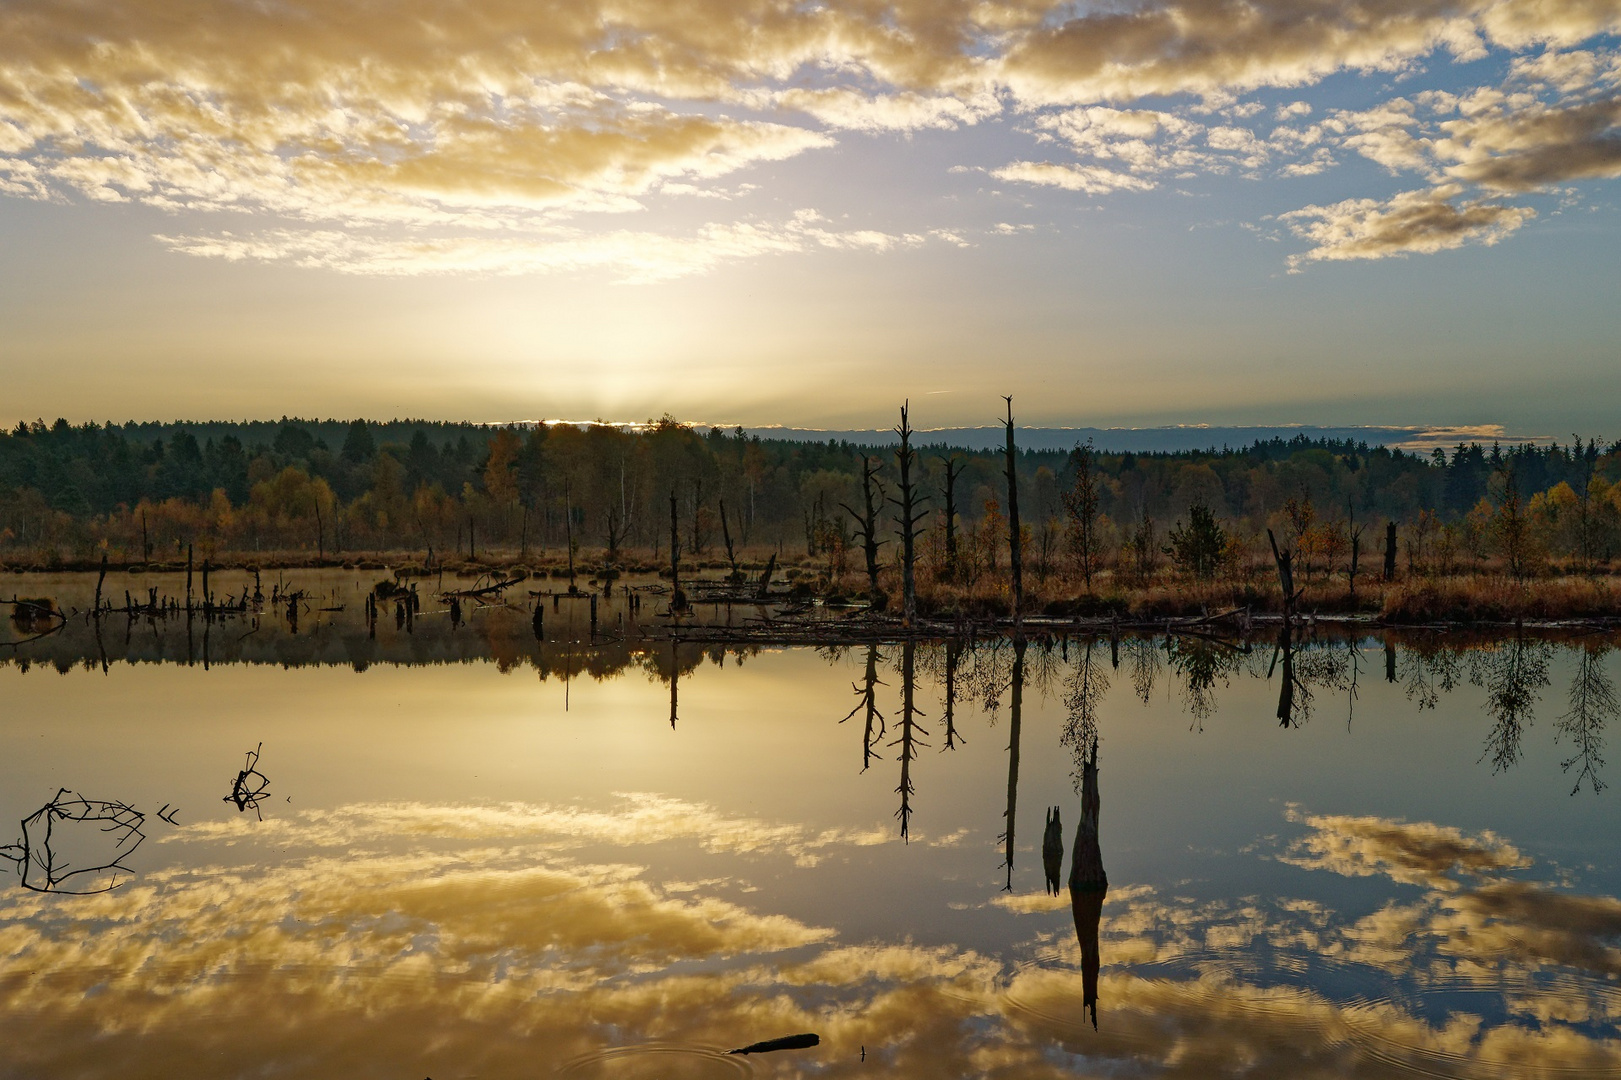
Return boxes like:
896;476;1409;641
891;403;926;625
840;456;887;600
719;498;741;581
564;482;576;591
1003;397;1023;627
940;454;965;584
1267;528;1299;624
1383;521;1398;582
669;489;686;611
1347;497;1366;602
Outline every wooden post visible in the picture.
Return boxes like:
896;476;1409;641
1383;521;1397;582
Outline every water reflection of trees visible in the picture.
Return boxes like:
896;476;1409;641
1556;644;1614;795
1165;636;1243;730
1471;634;1554;773
1060;640;1107;780
1270;631;1350;729
1396;637;1465;711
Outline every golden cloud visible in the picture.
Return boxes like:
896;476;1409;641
8;802;1621;1077
1278;806;1532;886
1279;185;1535;269
0;0;1618;276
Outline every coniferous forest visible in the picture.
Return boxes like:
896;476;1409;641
3;414;1619;619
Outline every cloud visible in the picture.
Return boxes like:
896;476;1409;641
156;212;928;282
1437;93;1621;192
9;801;1621;1078
1280;185;1534;269
170;791;895;863
1278;806;1532;887
992;160;1157;194
1;0;1619;277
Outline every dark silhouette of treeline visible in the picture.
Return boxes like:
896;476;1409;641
2;415;1618;583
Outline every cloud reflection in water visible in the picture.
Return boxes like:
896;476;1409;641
3;801;1621;1077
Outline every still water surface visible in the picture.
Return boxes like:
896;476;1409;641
2;571;1620;1078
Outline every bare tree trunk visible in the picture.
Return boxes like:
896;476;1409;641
1004;396;1023;628
941;455;963;583
669;489;684;611
841;456;886;599
720;498;740;580
1383;521;1398;582
1268;528;1297;624
565;483;575;591
892;403;925;625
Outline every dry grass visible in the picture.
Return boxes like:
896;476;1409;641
1381;575;1621;623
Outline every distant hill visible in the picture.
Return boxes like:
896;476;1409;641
740;425;1549;455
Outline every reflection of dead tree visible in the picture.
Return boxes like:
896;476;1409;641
1127;637;1161;705
1168;636;1240;730
0;790;145;894
942;640;964;750
1271;630;1347;728
1042;807;1064;896
1060;640;1109;784
1471;634;1552;773
223;743;272;820
1556;644;1614;796
1398;639;1464;711
840;645;887;772
890;640;929;841
1069;748;1107;1030
998;638;1027;892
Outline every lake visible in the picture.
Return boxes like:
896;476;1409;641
2;570;1620;1078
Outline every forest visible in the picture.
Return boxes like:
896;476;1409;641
2;414;1619;618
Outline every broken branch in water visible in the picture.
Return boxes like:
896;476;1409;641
223;743;272;820
726;1033;820;1055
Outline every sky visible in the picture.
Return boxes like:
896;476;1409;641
0;0;1618;433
